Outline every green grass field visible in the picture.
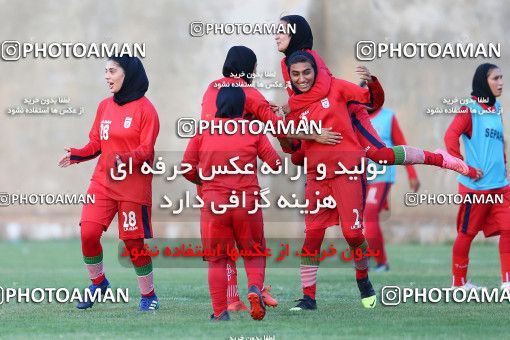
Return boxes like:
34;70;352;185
0;239;507;339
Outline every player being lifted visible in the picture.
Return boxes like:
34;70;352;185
58;56;160;311
444;63;510;291
182;83;282;321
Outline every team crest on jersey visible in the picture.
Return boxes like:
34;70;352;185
321;98;330;108
123;117;132;128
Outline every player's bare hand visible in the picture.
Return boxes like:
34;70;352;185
315;128;342;145
281;104;290;115
409;178;420;192
58;148;71;168
355;65;373;84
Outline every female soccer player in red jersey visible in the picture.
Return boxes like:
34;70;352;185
58;56;160;311
283;51;477;311
444;63;510;292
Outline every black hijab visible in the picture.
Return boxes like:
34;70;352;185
222;46;257;84
471;63;499;106
215;87;246;119
280;15;313;57
109;56;149;106
286;50;318;94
